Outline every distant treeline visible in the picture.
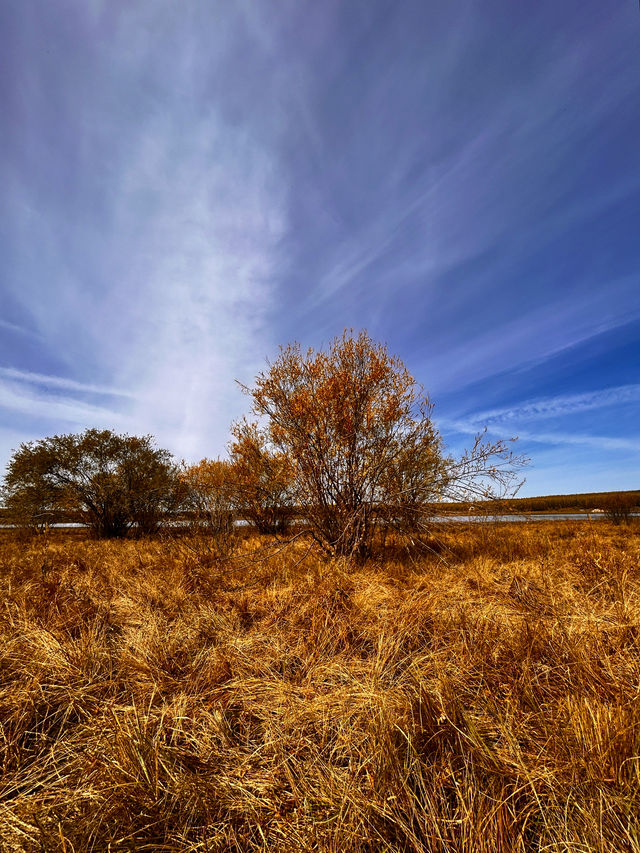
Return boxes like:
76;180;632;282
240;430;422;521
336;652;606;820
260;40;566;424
436;490;640;514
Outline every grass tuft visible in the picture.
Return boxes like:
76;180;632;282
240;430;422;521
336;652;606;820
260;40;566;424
0;522;639;851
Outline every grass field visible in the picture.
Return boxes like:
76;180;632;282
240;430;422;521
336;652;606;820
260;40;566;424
1;522;639;851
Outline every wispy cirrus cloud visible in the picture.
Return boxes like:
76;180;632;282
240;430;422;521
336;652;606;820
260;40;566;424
445;420;640;454
0;376;129;428
1;2;289;460
441;385;640;454
468;385;640;428
0;319;42;340
275;3;639;337
0;367;135;398
514;432;640;453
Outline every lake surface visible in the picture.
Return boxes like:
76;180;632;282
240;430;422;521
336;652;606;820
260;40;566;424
2;512;638;530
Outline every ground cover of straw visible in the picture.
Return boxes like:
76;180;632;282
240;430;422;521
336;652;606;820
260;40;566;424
0;522;639;852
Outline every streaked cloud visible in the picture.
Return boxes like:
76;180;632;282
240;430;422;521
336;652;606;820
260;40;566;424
0;367;135;398
441;384;640;457
446;421;640;455
469;385;640;428
516;432;640;453
0;376;128;428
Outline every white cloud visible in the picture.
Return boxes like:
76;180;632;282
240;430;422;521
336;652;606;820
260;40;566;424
0;367;134;398
1;5;288;464
0;377;129;428
104;117;286;460
1;0;638;496
442;385;640;454
471;385;640;426
445;417;640;453
0;319;42;340
515;431;640;453
421;285;640;394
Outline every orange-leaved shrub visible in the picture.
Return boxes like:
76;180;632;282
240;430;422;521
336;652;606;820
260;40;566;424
229;419;294;534
238;329;526;557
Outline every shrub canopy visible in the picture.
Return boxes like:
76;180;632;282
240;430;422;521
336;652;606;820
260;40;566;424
2;429;178;537
240;329;525;556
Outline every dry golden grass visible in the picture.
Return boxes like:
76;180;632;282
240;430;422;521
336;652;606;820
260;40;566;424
0;522;639;852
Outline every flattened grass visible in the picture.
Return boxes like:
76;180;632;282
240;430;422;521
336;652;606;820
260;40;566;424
0;522;639;851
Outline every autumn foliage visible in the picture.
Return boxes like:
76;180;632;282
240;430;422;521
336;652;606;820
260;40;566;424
229;420;293;534
1;331;525;551
1;430;178;538
240;329;525;556
179;458;236;535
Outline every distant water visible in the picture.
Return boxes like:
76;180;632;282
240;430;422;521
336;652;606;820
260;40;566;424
1;513;638;530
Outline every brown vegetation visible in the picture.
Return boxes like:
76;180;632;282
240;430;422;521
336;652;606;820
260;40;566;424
1;430;179;537
445;490;640;516
229;421;294;535
240;330;525;557
1;521;639;851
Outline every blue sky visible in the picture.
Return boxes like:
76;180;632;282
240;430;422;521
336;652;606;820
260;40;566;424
1;0;639;496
